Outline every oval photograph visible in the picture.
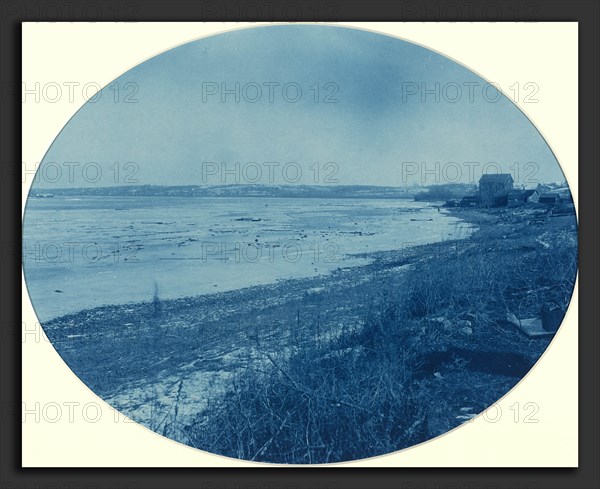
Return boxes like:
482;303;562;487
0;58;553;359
23;25;578;464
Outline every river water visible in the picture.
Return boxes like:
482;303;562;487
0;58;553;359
23;196;471;321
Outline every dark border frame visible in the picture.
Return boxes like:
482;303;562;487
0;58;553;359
1;1;598;488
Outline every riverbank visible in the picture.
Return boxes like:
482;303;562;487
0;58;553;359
24;197;463;321
43;204;578;463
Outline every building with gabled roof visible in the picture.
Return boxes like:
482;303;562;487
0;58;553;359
508;189;539;205
479;173;514;206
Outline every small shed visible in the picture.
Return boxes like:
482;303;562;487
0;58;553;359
558;191;573;203
539;193;560;205
526;189;540;203
508;189;539;205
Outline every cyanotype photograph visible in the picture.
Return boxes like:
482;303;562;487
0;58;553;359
22;24;578;464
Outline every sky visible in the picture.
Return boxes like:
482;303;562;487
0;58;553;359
35;24;566;189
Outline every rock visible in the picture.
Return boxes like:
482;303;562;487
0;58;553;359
433;372;443;380
460;326;473;335
463;313;477;322
541;303;565;332
506;312;520;326
305;287;324;296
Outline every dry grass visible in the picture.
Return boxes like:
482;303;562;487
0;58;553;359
181;208;577;463
44;206;577;464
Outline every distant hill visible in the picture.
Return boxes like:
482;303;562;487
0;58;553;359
30;184;421;199
414;183;478;202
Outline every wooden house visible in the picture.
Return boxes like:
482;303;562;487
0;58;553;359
508;189;539;205
539;193;560;205
479;174;514;207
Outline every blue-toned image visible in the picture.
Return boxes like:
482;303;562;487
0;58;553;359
23;25;577;463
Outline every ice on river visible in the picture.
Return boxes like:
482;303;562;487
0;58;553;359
23;196;472;321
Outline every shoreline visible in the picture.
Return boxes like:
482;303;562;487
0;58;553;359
43;205;472;326
41;204;577;461
42;206;479;420
26;198;463;322
36;200;471;323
